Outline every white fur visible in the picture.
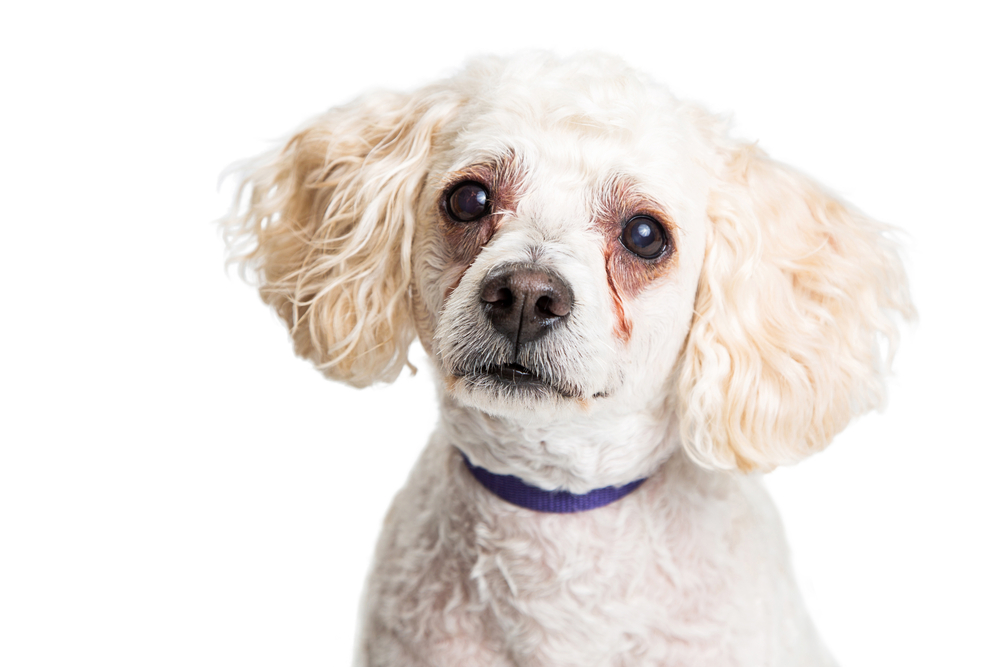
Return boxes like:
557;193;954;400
224;52;912;666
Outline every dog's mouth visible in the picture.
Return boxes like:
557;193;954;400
487;362;538;382
463;362;548;387
454;361;581;399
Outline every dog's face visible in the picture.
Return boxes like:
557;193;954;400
413;72;710;422
225;53;911;473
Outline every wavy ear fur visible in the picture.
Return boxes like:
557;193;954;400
679;142;915;472
223;87;459;386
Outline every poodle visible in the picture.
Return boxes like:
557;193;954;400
223;52;912;666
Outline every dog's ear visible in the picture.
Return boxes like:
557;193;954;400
676;142;914;472
224;88;460;387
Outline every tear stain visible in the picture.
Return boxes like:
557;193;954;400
436;152;526;268
592;174;678;334
605;247;633;342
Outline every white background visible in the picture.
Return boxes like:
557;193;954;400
2;1;998;665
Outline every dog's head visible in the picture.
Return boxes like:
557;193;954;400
225;53;912;473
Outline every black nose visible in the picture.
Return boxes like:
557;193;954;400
479;265;574;345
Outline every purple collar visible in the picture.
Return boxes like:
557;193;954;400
460;451;646;513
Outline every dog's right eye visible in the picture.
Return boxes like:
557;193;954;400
446;181;490;222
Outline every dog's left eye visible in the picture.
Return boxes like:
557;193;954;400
446;181;490;222
620;216;669;259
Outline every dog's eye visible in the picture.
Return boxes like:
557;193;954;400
446;181;490;222
620;216;669;259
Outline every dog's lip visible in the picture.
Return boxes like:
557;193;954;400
457;362;555;389
455;362;589;400
487;362;538;382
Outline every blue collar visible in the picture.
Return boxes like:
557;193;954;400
460;451;646;513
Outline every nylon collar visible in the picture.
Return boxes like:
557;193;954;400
460;450;646;513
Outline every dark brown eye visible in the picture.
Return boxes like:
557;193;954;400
620;216;669;259
446;181;490;222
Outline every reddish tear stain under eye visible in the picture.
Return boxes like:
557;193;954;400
605;249;633;343
594;177;677;342
438;154;526;277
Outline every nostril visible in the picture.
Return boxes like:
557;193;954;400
482;283;514;308
536;293;570;318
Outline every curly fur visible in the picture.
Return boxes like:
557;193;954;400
678;139;914;471
223;52;912;666
225;88;461;385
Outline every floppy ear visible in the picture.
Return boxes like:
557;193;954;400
677;143;915;472
223;87;460;386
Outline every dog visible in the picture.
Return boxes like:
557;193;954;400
224;52;912;666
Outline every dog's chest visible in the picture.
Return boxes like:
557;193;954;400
464;475;770;665
362;442;793;667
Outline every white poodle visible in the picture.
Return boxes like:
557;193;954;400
224;52;912;666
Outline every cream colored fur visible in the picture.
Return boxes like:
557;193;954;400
224;52;912;666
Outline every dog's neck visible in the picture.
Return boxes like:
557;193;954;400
439;390;679;495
